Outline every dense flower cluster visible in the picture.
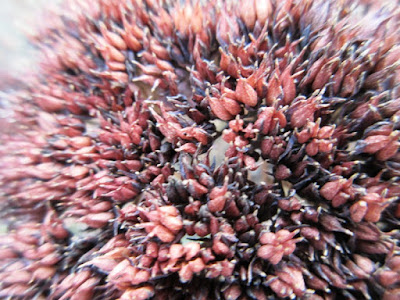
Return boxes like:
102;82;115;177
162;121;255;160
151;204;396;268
1;0;400;299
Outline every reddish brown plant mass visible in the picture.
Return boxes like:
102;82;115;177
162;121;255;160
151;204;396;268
1;0;400;299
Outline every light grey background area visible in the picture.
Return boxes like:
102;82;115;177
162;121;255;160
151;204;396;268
0;0;56;78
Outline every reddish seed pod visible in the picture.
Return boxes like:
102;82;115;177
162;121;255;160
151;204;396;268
184;242;201;261
208;96;233;120
80;212;113;228
388;256;400;272
194;222;210;237
267;73;282;105
320;179;345;201
376;141;399;160
306;139;319;156
208;195;227;212
255;107;275;135
188;257;205;273
120;286;155;300
179;263;194;283
290;99;318;128
160;215;183;232
152;225;175;243
235;78;258;106
350;201;368;222
212;237;231;256
221;96;242;115
223;283;242;300
362;135;391;153
377;270;400;287
2;2;400;300
261;137;274;156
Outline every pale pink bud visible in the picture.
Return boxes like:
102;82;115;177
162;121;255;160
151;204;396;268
212;237;230;256
81;212;113;228
208;195;226;212
120;286;155;300
184;242;201;260
260;232;276;245
169;244;184;260
221;96;242;115
208;96;233;120
160;215;183;232
362;135;391;153
32;266;56;280
255;0;272;24
153;225;175;243
350;201;368;222
179;263;194;282
236;78;258;107
188;257;205;273
223;283;242;300
320;179;344;201
131;269;150;285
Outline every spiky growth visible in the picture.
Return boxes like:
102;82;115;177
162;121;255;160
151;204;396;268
1;0;400;299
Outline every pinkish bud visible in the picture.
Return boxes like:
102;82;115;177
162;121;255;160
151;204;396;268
362;135;391;153
32;266;56;280
221;96;242;115
152;225;175;243
169;244;184;260
194;221;210;237
377;270;400;287
223;283;242;300
275;164;292;180
208;196;227;212
160;215;183;232
350;201;368;222
208;96;233;120
377;141;399;161
212;237;231;256
184;242;201;260
179;263;194;283
0;248;18;259
320;179;344;201
80;212;113;228
188;257;205;273
236;78;258;107
120;286;155;300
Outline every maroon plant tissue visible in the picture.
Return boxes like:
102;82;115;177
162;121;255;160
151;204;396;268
0;0;400;299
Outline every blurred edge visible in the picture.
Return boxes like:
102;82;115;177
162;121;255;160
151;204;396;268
0;0;61;82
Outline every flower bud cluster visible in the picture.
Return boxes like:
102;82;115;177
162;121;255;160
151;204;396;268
1;0;400;299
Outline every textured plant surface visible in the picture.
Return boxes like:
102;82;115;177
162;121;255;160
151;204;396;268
1;0;400;299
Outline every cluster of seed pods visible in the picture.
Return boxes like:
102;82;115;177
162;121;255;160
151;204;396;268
1;0;400;299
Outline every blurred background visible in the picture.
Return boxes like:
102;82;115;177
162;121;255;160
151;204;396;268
0;0;52;79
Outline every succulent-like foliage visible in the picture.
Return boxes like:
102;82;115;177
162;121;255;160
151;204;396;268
1;0;400;299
